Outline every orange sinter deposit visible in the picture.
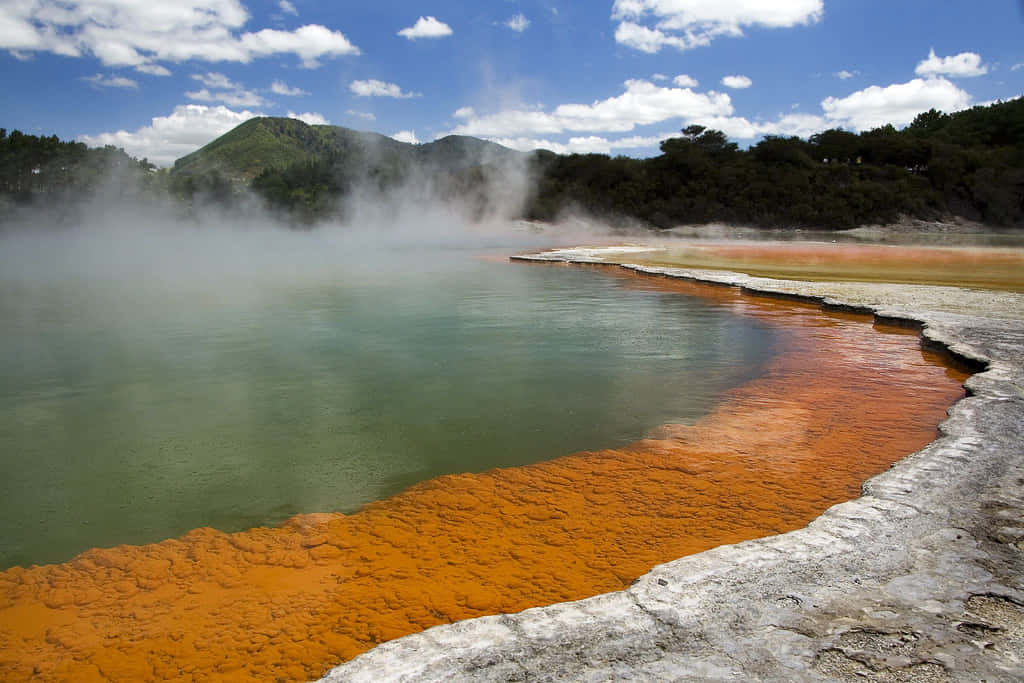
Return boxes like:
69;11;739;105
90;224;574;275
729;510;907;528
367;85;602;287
0;268;969;682
637;242;1024;291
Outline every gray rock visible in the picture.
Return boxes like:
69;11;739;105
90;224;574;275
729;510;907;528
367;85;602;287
320;257;1024;682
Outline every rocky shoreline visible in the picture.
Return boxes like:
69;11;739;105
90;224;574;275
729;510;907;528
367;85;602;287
321;252;1024;682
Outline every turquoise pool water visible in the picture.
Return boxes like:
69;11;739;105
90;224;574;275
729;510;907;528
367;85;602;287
0;229;775;568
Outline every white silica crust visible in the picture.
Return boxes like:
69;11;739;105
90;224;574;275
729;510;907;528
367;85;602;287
320;253;1024;682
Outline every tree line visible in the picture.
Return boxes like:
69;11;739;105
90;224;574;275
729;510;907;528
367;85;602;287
525;97;1024;228
2;97;1022;229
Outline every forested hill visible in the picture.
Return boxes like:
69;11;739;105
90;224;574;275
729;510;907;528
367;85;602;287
527;97;1024;228
2;97;1022;228
172;117;522;181
168;117;526;220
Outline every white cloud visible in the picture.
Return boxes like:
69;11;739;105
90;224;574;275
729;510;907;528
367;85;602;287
287;111;328;125
186;88;264;108
835;70;857;80
350;79;420;98
271;80;308;96
971;94;1021;109
651;73;668;81
453;106;476;119
346;110;376;121
915;49;988;78
506;13;530;32
135;63;171;76
752;113;828;138
186;72;265;107
279;1;297;16
490;133;676;155
397;16;453;40
721;75;752;89
239;25;361;68
614;21;696;53
822;77;971;131
693;77;974;141
673;74;699;87
82;73;138;89
391;130;420;144
192;72;236;90
78;104;258;166
0;2;359;69
612;0;823;53
451;79;734;137
1012;63;1024;72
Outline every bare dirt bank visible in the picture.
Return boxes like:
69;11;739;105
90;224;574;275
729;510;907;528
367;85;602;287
323;250;1024;682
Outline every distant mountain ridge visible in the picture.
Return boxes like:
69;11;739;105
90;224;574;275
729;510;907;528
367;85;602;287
171;117;523;180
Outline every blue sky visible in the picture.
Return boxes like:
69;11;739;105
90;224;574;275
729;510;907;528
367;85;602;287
2;1;1023;166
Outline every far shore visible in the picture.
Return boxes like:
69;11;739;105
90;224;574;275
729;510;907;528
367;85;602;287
521;218;1024;292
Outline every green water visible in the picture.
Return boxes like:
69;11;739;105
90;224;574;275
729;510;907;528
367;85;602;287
0;230;775;569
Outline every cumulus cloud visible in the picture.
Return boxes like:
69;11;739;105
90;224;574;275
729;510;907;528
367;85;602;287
454;74;976;153
192;72;235;90
612;0;823;53
450;79;734;137
614;21;695;53
78;104;258;166
915;49;988;78
694;77;974;140
82;73;138;89
453;70;981;155
0;1;359;69
505;13;530;32
822;77;971;131
278;0;297;16
349;79;420;98
346;110;376;121
667;112;827;141
287;111;328;125
1012;63;1024;72
136;64;171;76
397;16;453;40
271;80;308;96
746;113;827;139
391;130;420;144
721;75;752;89
186;72;265;107
673;74;699;87
835;70;857;80
185;88;263;108
490;133;676;155
239;25;361;68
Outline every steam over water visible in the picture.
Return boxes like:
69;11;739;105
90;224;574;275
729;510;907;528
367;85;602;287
0;220;775;569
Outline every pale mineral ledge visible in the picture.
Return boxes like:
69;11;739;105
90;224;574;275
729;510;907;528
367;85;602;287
320;251;1024;682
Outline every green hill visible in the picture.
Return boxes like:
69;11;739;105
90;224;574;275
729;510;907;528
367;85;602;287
171;117;521;181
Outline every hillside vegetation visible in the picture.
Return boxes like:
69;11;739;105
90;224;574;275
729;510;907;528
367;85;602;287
2;99;1022;229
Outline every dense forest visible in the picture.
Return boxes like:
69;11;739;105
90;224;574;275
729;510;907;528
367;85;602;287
0;128;238;220
527;98;1024;228
2;97;1022;229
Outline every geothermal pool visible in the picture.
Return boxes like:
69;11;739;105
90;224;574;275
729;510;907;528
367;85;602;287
0;238;775;570
0;229;970;682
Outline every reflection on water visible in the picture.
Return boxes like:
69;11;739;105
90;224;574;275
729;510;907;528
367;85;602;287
0;246;773;569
